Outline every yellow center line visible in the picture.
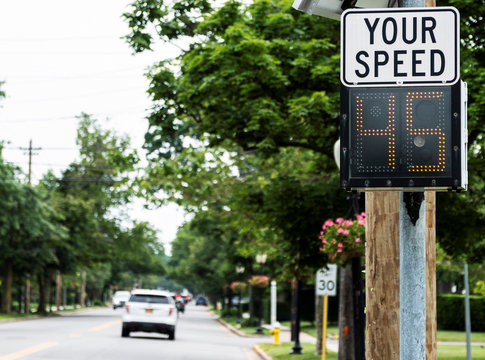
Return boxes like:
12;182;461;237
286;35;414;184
0;342;58;360
89;319;121;332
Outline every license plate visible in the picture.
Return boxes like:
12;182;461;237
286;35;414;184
145;309;153;313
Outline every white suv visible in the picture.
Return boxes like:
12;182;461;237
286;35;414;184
112;291;131;309
121;289;177;340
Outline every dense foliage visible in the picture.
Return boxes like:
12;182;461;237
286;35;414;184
437;294;485;331
123;0;485;292
0;115;166;314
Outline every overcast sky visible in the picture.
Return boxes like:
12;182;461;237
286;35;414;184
0;0;185;252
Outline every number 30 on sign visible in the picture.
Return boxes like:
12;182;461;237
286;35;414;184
316;265;337;297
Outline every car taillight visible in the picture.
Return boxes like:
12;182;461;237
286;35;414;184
169;307;174;316
125;304;130;313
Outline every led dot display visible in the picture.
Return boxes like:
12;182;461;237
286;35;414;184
340;83;465;190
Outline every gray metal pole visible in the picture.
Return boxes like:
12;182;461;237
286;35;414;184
464;263;472;360
398;0;424;6
398;0;426;357
400;192;426;360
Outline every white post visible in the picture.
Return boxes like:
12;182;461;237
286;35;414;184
271;280;277;326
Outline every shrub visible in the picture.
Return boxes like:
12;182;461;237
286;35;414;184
241;317;259;327
230;281;247;292
248;275;270;288
220;307;238;318
93;299;105;306
437;294;485;331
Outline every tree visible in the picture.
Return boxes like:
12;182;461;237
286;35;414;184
0;81;5;100
0;155;66;313
435;0;485;262
109;220;166;285
124;0;485;356
37;114;147;308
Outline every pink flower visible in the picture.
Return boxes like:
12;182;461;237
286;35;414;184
355;238;361;243
337;228;344;234
343;229;350;235
345;220;353;226
360;212;366;217
358;219;365;226
322;238;327;244
324;220;334;227
338;243;343;248
336;218;344;224
337;249;343;253
320;231;324;235
332;240;336;244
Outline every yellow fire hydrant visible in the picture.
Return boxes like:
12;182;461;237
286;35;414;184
269;322;281;345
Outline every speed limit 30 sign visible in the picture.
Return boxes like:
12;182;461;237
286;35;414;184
316;265;338;297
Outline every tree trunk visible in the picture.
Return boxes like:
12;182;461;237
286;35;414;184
24;274;31;314
249;285;255;318
80;269;86;307
46;271;52;312
56;271;62;311
338;265;355;360
315;295;323;355
1;260;13;314
290;277;303;354
352;257;365;360
37;272;47;313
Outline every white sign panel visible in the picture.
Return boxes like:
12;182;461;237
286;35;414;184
316;265;337;296
341;7;459;87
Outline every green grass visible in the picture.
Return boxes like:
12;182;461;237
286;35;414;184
259;342;484;360
282;321;485;343
437;344;485;359
259;342;337;360
437;330;485;343
280;321;339;339
0;313;30;320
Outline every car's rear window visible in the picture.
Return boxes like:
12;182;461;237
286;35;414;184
129;295;170;304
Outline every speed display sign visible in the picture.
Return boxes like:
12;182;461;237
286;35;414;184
339;7;467;191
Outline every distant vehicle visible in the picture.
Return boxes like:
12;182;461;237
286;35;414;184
112;291;131;309
195;296;208;306
122;289;177;340
175;298;185;313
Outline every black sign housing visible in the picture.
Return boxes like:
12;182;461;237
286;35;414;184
339;81;466;191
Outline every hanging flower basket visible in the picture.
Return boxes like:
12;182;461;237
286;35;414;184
319;212;366;266
248;275;270;288
230;281;247;292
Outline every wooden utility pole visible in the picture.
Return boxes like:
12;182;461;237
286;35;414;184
365;192;400;359
425;4;438;360
20;139;41;314
366;1;438;359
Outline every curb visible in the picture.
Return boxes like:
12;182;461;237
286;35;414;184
209;312;274;359
253;344;273;360
214;317;250;337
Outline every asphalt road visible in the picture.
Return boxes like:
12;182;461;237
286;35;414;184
0;305;262;360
